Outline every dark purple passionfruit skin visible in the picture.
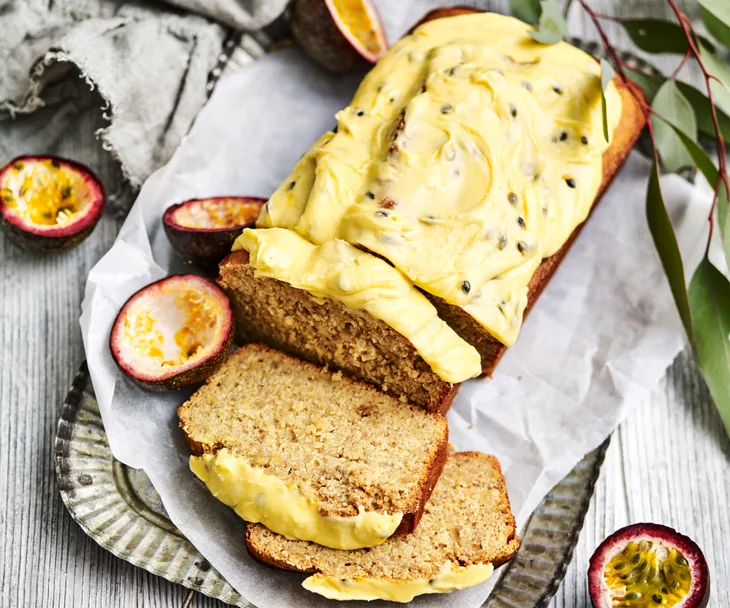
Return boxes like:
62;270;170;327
110;274;234;391
589;523;709;608
410;6;481;32
0;155;105;253
163;197;266;274
291;0;388;74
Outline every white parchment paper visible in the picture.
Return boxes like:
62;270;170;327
80;4;717;606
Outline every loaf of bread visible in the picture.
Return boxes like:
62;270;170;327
246;452;520;603
219;8;647;408
178;343;448;549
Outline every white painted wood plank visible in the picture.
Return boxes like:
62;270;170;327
0;105;231;608
551;352;730;607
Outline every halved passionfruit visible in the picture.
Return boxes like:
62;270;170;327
291;0;388;74
0;155;105;253
110;275;234;391
163;197;265;273
589;523;710;608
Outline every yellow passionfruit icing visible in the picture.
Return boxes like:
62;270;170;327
247;11;622;377
302;561;495;602
190;449;403;550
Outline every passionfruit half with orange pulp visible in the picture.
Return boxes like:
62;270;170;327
291;0;388;74
163;196;265;274
110;275;234;390
0;155;105;253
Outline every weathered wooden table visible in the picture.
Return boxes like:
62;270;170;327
1;0;728;606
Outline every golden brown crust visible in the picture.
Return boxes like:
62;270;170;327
409;6;478;31
395;430;449;534
245;525;318;573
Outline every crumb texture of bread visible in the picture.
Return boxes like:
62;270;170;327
178;344;448;519
218;254;457;413
246;452;520;580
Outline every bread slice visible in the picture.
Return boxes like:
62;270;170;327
178;343;449;548
246;452;519;603
218;252;459;413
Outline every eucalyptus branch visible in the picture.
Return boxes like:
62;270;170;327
664;0;729;253
520;0;730;435
562;0;574;20
669;49;692;81
575;0;649;118
664;6;728;150
578;0;729;255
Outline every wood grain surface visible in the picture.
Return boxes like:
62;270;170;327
0;1;728;607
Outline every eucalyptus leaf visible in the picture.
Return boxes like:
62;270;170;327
717;204;730;269
510;0;541;26
699;0;730;48
646;157;693;339
620;19;713;54
651;81;698;172
678;81;730;142
689;257;730;434
699;43;730;118
529;0;566;45
666;122;719;182
624;68;661;100
600;59;615;142
664;122;730;290
624;67;730;141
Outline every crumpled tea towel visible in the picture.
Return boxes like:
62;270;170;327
0;0;288;187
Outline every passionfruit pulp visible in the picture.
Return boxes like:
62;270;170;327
110;275;234;390
589;523;709;608
291;0;387;74
163;196;265;273
0;155;105;253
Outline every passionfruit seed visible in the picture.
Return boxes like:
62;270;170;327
589;523;709;608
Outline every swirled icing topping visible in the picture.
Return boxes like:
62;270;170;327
254;11;622;351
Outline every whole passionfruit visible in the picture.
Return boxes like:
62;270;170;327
291;0;387;74
589;523;710;608
110;275;234;391
163;196;265;274
410;6;481;32
0;155;105;253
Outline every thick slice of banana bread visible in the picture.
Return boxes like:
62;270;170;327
178;343;448;549
246;452;520;603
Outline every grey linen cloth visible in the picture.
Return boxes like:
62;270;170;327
0;0;288;189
